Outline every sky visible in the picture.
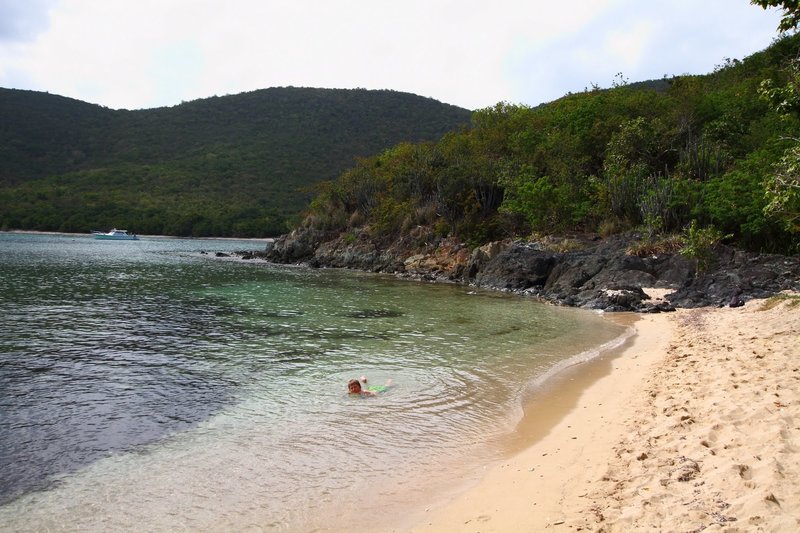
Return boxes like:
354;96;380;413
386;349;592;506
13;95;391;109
0;0;786;111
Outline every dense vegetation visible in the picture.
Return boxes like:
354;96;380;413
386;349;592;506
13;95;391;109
302;34;800;254
0;88;471;236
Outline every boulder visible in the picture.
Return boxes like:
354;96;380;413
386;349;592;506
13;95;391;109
265;228;332;263
474;244;558;291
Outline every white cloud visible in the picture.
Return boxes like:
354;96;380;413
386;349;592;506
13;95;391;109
505;0;783;105
605;20;655;70
0;0;785;110
0;0;56;42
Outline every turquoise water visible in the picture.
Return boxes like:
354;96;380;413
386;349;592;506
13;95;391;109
0;232;627;531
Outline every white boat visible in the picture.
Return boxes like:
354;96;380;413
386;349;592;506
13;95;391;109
92;229;139;240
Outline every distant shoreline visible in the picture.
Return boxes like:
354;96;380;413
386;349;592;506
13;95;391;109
0;229;274;243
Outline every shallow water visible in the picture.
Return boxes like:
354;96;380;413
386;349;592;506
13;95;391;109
0;232;626;531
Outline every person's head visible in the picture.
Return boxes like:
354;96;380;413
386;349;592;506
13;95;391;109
348;379;362;394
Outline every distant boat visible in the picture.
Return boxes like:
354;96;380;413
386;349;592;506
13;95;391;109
92;229;139;240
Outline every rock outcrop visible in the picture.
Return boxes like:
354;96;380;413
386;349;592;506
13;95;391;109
261;229;800;312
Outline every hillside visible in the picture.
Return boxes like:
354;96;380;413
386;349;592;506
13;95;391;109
292;34;800;255
0;87;471;236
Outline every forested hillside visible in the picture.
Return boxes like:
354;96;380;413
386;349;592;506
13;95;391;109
301;34;800;254
0;88;471;236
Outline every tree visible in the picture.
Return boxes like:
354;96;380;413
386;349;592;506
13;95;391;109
752;12;800;236
752;0;800;32
764;140;800;233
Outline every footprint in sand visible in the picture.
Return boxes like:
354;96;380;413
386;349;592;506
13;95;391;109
737;464;753;480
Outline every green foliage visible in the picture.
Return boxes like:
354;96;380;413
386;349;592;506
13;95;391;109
764;139;800;233
601;117;668;224
290;34;800;254
757;51;800;238
759;37;800;241
680;221;731;272
0;88;470;236
751;0;800;32
11;34;800;252
371;198;411;237
500;170;587;231
704;145;790;250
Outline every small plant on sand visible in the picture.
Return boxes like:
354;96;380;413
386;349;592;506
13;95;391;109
760;293;800;310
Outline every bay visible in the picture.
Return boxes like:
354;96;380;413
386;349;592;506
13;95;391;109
0;232;627;531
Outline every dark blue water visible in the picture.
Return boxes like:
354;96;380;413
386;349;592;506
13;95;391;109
0;232;627;531
0;234;263;504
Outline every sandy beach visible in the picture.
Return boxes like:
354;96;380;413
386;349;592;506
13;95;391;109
408;294;800;532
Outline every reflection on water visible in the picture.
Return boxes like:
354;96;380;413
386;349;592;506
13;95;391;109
0;233;626;531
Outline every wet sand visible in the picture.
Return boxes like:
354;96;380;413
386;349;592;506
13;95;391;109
407;295;800;532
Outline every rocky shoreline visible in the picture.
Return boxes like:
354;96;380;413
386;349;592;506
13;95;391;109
252;228;800;312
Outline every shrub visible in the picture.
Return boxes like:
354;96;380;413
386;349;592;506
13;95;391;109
626;234;683;257
679;220;730;272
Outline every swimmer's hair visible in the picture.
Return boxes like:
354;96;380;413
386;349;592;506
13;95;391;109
348;378;359;387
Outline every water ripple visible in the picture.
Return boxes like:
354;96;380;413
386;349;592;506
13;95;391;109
0;233;626;531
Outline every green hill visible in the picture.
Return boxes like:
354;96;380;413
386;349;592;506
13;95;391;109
0;87;471;236
299;34;800;254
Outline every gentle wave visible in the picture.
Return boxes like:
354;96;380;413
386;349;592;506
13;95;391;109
524;321;636;394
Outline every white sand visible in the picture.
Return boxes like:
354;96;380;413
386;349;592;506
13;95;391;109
407;296;800;532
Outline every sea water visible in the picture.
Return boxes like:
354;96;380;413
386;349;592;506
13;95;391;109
0;232;627;531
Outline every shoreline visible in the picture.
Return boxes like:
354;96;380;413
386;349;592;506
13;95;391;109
406;295;800;532
0;229;274;242
404;310;672;532
265;230;800;312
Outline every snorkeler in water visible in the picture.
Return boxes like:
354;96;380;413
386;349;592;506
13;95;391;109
348;376;392;396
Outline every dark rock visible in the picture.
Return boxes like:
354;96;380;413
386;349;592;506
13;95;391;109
260;227;800;312
648;253;694;287
265;228;333;263
729;287;744;308
543;256;606;292
639;302;677;313
667;245;800;308
475;245;558;291
577;286;649;311
466;240;510;280
472;235;678;311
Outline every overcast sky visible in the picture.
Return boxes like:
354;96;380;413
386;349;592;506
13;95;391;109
0;0;786;111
